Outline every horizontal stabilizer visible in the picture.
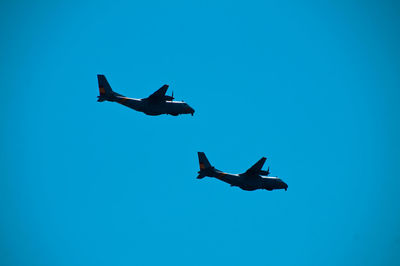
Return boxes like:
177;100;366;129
197;174;206;179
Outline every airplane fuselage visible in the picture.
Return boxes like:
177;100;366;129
112;96;194;116
207;171;288;191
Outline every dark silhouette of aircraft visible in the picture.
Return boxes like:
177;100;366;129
97;75;195;116
197;152;288;191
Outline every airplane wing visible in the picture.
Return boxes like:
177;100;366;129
148;85;169;100
244;157;266;175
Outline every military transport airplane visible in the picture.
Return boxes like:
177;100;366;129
197;152;288;191
97;75;195;116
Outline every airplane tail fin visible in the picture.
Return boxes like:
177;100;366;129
97;74;116;102
197;152;213;179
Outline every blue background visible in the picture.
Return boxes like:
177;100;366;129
1;0;399;265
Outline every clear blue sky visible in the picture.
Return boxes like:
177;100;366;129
1;1;399;265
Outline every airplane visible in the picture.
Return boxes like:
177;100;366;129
97;74;195;116
197;152;288;191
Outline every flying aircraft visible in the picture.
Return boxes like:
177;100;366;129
97;75;195;116
197;152;288;191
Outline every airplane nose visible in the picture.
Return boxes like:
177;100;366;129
278;180;288;191
189;107;195;115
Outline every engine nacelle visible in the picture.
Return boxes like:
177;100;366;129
259;170;270;176
164;95;174;101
